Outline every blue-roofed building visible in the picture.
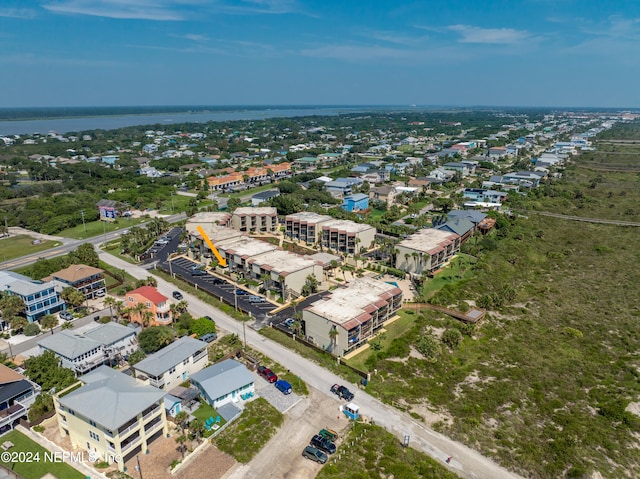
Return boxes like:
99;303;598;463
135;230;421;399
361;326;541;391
190;359;255;408
0;271;65;324
342;193;369;212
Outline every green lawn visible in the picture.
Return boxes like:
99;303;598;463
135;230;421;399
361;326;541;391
346;310;418;371
0;430;86;479
192;402;226;427
213;398;283;463
57;217;147;240
0;235;61;262
420;254;477;299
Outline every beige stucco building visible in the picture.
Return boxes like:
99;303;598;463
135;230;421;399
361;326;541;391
230;207;278;233
54;366;168;470
302;277;403;357
395;229;461;276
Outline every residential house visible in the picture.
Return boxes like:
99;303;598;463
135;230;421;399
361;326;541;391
302;277;403;356
488;147;508;158
46;264;106;300
251;190;280;207
0;365;41;434
325;177;363;196
463;188;508;203
395;229;461;276
443;162;470;177
369;185;398;206
342;193;369;212
38;322;138;375
132;337;208;391
0;271;65;324
434;218;476;243
54;366;168;470
190;359;255;409
230;207;278;233
126;286;172;326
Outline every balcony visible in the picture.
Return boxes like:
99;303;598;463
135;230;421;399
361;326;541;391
120;435;141;454
0;404;27;428
149;377;165;389
142;407;161;423
193;350;207;363
156;303;170;314
144;417;163;434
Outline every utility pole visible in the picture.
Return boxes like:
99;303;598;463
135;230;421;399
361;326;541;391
80;211;87;234
135;455;143;479
243;320;247;350
170;192;175;213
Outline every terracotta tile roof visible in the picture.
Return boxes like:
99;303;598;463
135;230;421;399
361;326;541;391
128;286;168;305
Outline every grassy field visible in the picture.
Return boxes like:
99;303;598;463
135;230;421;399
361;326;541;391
317;422;460;479
0;235;61;261
213;398;283;463
356;172;640;477
0;430;86;479
56;217;146;239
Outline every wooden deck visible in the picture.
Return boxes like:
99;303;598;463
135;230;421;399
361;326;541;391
413;303;486;323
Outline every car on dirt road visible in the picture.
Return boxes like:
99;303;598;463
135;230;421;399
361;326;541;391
330;384;354;401
257;365;278;383
310;434;336;454
302;446;327;464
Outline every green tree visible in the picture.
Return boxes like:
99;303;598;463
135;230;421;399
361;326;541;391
138;326;175;353
127;349;146;366
442;328;462;349
23;322;41;336
61;321;74;330
189;318;217;337
28;392;54;422
24;350;76;392
416;334;439;359
61;287;85;308
41;314;58;335
69;243;99;267
0;294;25;324
227;196;242;211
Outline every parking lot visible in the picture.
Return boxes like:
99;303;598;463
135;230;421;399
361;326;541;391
253;371;302;413
142;227;184;263
162;257;278;320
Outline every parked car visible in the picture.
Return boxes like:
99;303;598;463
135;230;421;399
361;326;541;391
172;291;183;300
330;384;354;401
319;428;338;441
284;318;295;328
310;434;336;454
191;269;207;276
95;290;106;297
302;446;327;464
212;278;225;285
257;365;278;383
247;295;266;303
93;315;101;322
235;289;248;295
58;311;73;321
274;379;292;395
199;333;218;343
203;315;214;322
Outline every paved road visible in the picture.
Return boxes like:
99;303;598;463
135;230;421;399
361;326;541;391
0;213;187;270
98;251;523;479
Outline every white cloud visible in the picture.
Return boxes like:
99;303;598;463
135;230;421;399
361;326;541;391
448;24;531;44
183;34;209;42
42;0;190;21
0;8;37;19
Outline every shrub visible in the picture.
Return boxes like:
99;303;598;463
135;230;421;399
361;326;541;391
416;334;439;359
442;328;462;349
24;323;41;336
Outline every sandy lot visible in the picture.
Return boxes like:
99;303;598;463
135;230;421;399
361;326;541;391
223;387;351;479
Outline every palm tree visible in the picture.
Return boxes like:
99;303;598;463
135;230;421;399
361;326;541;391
260;273;271;292
41;314;58;335
103;296;117;319
10;317;27;334
328;326;338;353
140;310;154;328
61;321;74;330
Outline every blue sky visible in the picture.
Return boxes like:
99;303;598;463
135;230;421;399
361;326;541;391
1;0;639;108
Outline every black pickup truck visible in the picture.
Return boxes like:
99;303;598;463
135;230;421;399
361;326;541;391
330;384;354;401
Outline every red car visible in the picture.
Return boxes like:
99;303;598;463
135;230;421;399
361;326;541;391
258;365;278;383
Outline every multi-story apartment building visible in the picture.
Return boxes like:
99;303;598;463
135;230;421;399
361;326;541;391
131;337;208;391
230;207;278;233
319;219;376;254
395;229;461;276
247;250;323;297
0;271;65;323
54;366;168;470
302;277;403;357
285;212;333;244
